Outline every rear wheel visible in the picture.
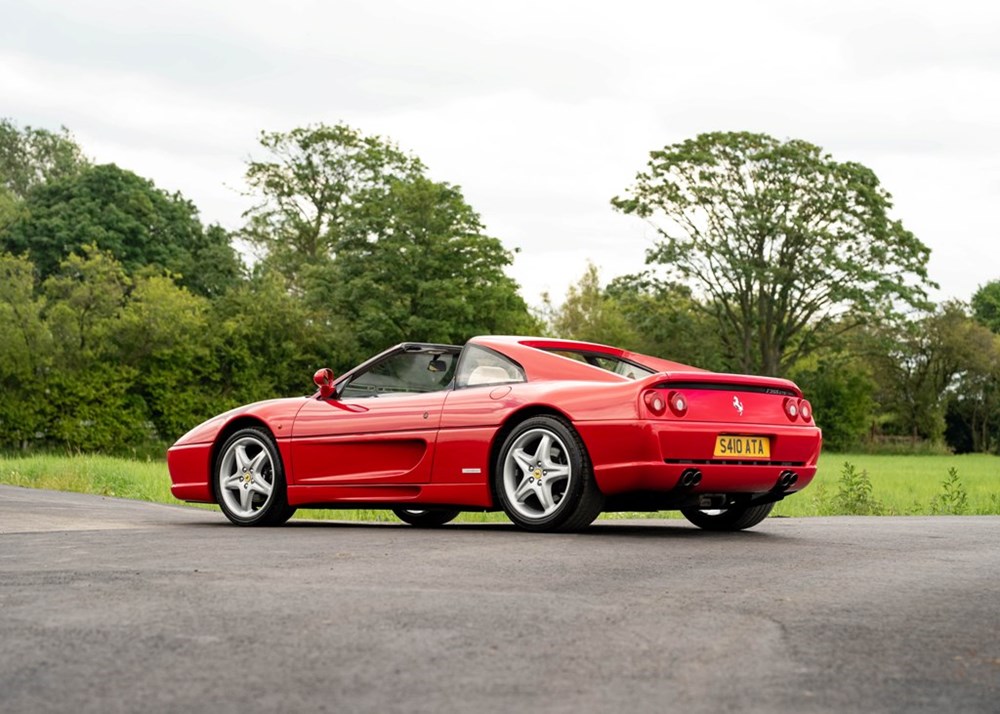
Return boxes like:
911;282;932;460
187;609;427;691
392;508;460;527
680;502;774;531
215;427;296;526
495;415;603;532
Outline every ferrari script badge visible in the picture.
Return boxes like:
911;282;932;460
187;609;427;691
732;396;744;416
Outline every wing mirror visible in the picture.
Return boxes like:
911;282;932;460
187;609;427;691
313;368;337;399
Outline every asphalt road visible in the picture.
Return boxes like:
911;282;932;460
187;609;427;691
1;485;998;713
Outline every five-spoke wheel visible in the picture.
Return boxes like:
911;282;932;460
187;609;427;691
215;427;295;526
495;415;603;532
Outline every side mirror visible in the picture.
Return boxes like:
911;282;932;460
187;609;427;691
313;368;337;399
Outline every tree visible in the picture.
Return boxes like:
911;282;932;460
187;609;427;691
315;176;538;359
943;314;1000;454
243;123;537;358
242;122;422;283
544;264;730;370
612;132;934;376
544;263;638;347
961;280;1000;452
971;280;1000;334
41;247;148;451
0;184;24;235
789;355;874;452
43;245;130;359
865;303;985;445
2;164;241;296
114;273;216;441
604;272;729;371
0;118;88;199
210;269;349;402
0;253;52;448
0;118;89;235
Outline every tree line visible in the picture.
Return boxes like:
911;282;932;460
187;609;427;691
0;119;535;451
0;119;997;454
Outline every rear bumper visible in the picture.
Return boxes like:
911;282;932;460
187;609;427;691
576;420;821;496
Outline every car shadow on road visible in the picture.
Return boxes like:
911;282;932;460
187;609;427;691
185;517;783;540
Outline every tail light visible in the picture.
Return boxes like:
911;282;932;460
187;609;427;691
668;391;688;416
783;398;813;422
644;390;666;416
643;390;687;417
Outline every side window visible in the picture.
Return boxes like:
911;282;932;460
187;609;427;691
541;349;654;380
455;345;526;388
341;351;459;398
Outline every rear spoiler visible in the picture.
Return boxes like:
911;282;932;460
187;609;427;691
637;370;802;398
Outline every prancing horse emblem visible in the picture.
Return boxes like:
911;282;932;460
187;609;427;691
732;396;744;416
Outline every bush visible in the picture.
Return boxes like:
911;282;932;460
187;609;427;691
930;467;969;515
830;461;885;515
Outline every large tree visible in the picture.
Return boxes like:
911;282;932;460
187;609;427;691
0;118;88;234
0;118;88;200
2;164;241;297
612;132;934;376
243;123;537;357
309;175;538;359
242;122;423;282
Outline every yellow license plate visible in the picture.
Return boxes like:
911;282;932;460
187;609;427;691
714;435;771;459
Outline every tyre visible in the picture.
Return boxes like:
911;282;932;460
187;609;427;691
215;427;296;526
680;502;774;531
494;415;604;532
392;508;461;527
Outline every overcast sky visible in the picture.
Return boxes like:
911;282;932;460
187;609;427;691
2;0;998;308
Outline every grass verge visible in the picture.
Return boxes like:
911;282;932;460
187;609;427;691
1;451;997;520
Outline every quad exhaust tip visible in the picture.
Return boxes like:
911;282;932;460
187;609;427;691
678;468;795;490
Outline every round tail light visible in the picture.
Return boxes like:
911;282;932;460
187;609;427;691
668;391;688;416
644;390;666;416
783;397;799;421
799;400;812;422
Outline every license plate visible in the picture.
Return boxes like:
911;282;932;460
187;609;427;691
713;435;771;459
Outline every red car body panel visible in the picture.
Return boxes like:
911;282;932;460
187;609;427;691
167;336;822;513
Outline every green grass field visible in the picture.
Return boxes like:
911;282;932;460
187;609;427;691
1;451;997;520
772;453;1000;517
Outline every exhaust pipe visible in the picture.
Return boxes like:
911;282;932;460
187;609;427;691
775;470;798;489
679;468;703;488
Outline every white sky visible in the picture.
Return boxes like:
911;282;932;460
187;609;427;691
2;0;998;308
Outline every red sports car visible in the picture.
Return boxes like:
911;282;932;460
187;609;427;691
167;336;822;532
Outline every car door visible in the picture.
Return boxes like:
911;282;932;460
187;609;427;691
289;348;459;486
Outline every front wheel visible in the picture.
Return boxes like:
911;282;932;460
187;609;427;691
215;427;296;526
392;508;460;527
680;502;774;531
495;415;603;532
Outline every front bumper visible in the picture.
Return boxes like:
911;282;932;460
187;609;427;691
166;442;214;503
